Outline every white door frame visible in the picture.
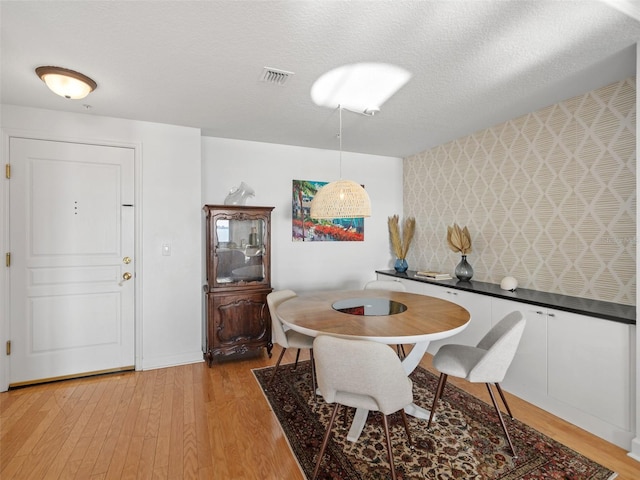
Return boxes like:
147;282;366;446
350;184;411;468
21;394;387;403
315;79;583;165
0;128;143;392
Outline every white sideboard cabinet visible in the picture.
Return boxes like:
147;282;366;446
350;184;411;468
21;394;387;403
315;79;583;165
377;271;636;451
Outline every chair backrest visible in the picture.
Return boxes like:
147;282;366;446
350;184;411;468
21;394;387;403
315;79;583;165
266;289;297;348
363;280;407;292
313;335;413;415
468;311;526;383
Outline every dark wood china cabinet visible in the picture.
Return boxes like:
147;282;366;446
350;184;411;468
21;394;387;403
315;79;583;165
203;205;274;365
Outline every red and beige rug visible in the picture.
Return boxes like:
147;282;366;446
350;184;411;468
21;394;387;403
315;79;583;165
253;361;616;479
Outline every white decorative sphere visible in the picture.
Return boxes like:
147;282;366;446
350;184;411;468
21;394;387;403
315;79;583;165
500;276;518;291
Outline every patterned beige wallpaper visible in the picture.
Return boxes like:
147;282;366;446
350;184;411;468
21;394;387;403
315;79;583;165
404;78;636;305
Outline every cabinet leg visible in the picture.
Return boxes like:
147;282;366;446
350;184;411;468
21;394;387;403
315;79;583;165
205;351;213;367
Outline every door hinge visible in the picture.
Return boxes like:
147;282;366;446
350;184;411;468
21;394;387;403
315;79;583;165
6;341;11;356
5;253;10;267
5;164;10;179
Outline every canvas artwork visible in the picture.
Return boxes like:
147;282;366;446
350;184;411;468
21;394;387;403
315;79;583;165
292;180;364;242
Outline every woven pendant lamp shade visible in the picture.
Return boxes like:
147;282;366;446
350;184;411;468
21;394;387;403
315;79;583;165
309;106;372;219
310;179;371;219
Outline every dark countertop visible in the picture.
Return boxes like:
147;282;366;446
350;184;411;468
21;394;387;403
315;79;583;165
376;270;636;325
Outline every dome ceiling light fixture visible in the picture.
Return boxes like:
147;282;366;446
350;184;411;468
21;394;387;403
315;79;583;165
311;62;412;115
35;66;97;99
310;106;371;219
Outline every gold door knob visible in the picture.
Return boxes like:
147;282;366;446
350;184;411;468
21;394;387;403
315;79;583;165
122;272;132;281
123;256;132;264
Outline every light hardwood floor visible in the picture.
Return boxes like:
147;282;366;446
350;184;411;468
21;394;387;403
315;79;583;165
1;347;639;479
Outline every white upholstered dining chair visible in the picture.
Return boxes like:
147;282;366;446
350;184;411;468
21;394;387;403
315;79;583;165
427;310;526;456
312;335;414;480
266;290;315;392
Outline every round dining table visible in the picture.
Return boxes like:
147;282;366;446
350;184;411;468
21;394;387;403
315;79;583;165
277;289;470;442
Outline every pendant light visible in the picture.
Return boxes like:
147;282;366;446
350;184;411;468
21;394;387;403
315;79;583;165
310;107;371;219
36;66;97;99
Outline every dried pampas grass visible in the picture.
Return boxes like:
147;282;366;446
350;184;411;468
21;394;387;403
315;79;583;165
388;215;416;259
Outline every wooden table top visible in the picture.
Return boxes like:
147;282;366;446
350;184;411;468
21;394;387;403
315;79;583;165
276;289;471;344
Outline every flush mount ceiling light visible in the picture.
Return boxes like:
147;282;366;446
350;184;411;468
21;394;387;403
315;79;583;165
311;62;411;115
310;106;371;219
35;66;97;99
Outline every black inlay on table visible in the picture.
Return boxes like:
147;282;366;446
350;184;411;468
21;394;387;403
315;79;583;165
332;297;408;316
376;270;635;325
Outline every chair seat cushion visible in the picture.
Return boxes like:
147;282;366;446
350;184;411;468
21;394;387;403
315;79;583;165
433;344;486;379
285;330;315;349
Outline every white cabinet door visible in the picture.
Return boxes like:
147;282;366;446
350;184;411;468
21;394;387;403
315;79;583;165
424;285;492;355
394;276;425;294
491;299;547;402
547;309;633;432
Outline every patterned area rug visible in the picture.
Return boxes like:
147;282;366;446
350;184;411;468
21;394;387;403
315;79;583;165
253;361;617;480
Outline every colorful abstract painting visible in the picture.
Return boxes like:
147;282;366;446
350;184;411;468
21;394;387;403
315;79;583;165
292;180;364;242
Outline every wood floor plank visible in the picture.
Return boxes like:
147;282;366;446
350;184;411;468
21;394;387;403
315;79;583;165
56;383;105;480
103;378;147;479
27;386;92;480
120;388;154;478
193;375;213;473
73;381;127;479
1;346;638;480
136;436;157;480
167;379;185;479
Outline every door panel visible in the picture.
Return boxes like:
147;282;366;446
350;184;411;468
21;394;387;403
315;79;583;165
9;138;135;385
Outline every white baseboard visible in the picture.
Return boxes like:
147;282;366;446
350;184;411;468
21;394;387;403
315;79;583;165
141;351;204;371
628;437;640;462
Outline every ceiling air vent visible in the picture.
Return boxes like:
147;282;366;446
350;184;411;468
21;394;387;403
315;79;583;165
260;67;294;86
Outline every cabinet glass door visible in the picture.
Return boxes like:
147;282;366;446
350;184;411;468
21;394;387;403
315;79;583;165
215;217;265;284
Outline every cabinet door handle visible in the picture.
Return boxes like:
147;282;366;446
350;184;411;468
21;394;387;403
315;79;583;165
535;310;544;315
548;313;555;317
446;291;458;296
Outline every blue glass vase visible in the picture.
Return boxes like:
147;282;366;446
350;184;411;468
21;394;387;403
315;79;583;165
394;258;408;273
455;255;473;281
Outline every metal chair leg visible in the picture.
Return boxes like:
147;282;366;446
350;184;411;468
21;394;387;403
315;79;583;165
494;382;513;418
486;383;517;457
428;373;448;428
400;409;413;449
310;349;317;397
268;347;287;386
312;403;340;480
381;414;398;480
293;348;301;369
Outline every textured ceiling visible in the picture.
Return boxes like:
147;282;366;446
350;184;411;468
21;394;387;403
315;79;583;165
1;0;639;158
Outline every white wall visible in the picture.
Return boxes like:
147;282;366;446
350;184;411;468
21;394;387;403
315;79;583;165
0;105;203;390
201;137;404;292
0;107;404;390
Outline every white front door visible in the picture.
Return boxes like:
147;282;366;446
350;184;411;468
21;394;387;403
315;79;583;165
8;138;135;386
